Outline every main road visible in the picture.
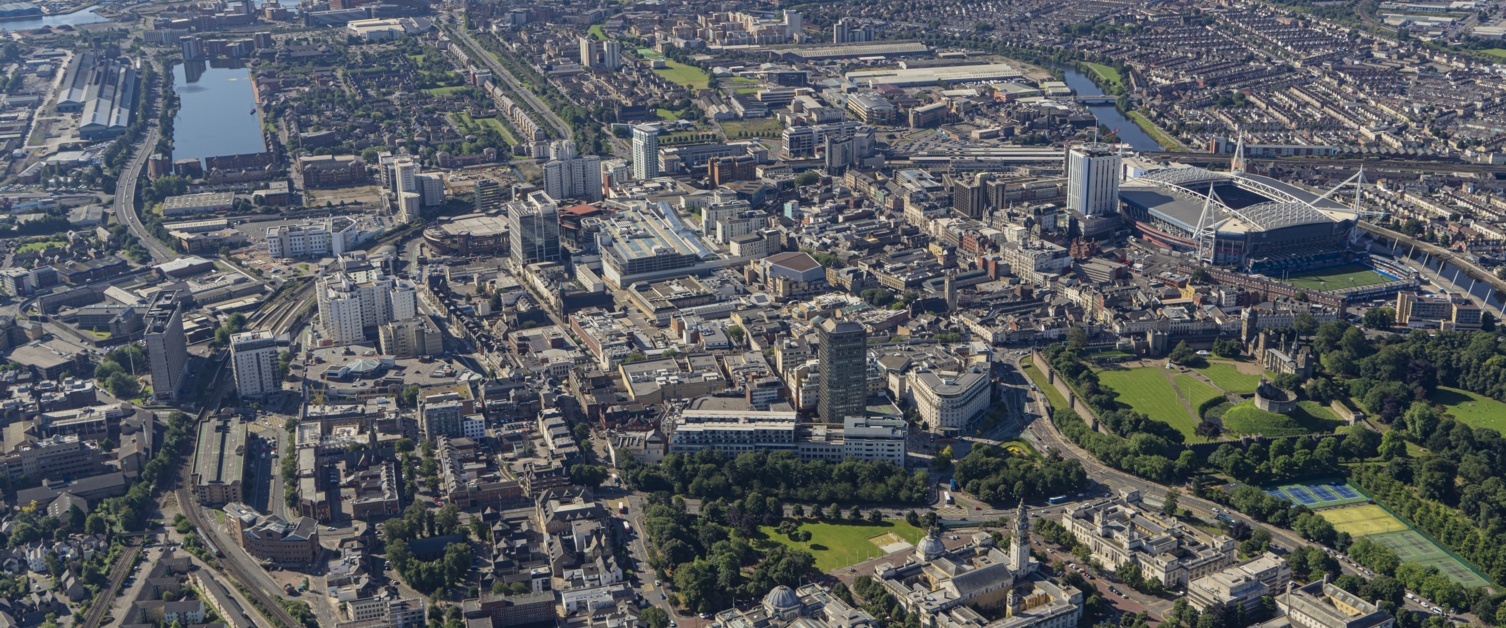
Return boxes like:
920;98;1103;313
444;19;573;140
114;124;173;263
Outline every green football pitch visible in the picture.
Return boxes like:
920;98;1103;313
1276;264;1393;292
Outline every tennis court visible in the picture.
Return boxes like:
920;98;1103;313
1265;480;1369;508
1367;530;1490;588
1319;504;1408;536
1317;504;1490;588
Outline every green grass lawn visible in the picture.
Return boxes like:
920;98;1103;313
656;108;680;121
1278;264;1393;292
1429;386;1506;431
1176;374;1225;416
588;24;607;40
1127;110;1186;151
1098;367;1200;438
759;520;925;572
16;240;64;254
721;118;783;139
729;76;759;84
1482;48;1506;58
455;112;517;145
1220;400;1343;437
1082;62;1123;92
423;85;470;96
1196;362;1263;395
654;60;710;89
1021;358;1071;414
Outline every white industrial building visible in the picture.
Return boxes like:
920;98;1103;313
666;409;907;465
265;217;362;259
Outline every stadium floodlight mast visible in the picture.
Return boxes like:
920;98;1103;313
1192;183;1222;265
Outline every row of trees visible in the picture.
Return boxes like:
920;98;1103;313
1353;465;1506;588
638;492;817;615
94;344;147;400
622;449;931;504
1201;428;1376;486
952;443;1090;504
381;502;478;595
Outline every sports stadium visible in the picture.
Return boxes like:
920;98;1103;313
1118;165;1358;273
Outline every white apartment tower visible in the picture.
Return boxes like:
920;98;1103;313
317;270;418;344
230;330;280;397
632;124;660;181
578;37;622;69
543;140;603;201
1065;143;1121;216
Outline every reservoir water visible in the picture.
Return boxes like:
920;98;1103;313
1057;66;1163;152
172;60;267;162
0;5;108;30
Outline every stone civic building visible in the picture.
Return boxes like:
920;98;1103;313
874;503;1084;628
1060;496;1236;588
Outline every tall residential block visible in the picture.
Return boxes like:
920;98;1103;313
817;318;867;421
632;124;660;181
230;330;280;398
317;270;418;344
1065;143;1121;217
144;291;188;401
578;37;622;69
542;140;603;201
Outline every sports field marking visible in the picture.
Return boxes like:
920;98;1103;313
869;532;903;547
1319;505;1409;536
1266;481;1369;508
1279;264;1394;292
1286;486;1319;505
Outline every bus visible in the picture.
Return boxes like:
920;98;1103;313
944;492;954;505
949;479;959;491
619;502;627;514
1048;495;1068;505
623;521;631;533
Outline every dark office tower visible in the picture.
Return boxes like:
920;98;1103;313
144;291;188;401
818;318;867;421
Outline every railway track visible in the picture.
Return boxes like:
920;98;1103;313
79;544;141;628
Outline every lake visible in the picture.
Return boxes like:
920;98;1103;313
172;60;266;162
1057;65;1163;152
0;5;108;30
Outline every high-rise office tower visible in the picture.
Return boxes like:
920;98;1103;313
144;291;188;401
632;124;660;181
817;318;867;421
474;179;503;212
1065;143;1121;216
508;191;563;266
230;330;280;398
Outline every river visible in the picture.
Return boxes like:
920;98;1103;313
1056;65;1163;153
172;60;267;162
0;5;107;30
